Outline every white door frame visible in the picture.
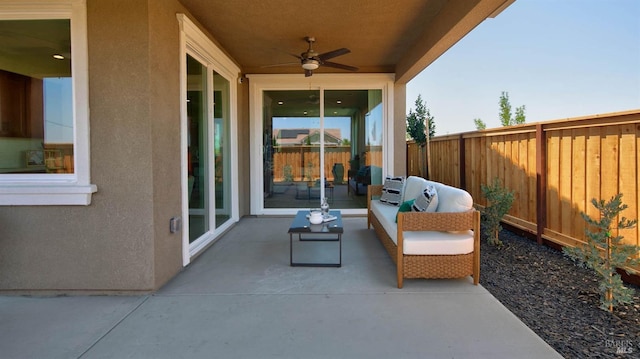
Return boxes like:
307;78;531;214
178;14;241;266
246;73;395;216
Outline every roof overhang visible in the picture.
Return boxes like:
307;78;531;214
178;0;516;84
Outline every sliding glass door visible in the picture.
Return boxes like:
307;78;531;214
262;88;383;210
180;14;240;266
213;71;230;228
187;55;209;242
185;57;232;242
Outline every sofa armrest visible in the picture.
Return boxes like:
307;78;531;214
366;185;384;228
367;184;383;198
395;209;481;286
396;210;481;254
367;185;383;209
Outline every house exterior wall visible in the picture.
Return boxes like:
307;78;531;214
237;78;251;217
0;0;192;293
0;0;405;293
148;0;187;289
393;83;407;175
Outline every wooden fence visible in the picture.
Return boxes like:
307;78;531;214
271;145;383;182
407;110;640;268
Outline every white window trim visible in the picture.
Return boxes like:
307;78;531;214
0;0;97;205
177;14;241;266
246;73;395;216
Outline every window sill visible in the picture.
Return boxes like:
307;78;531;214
0;184;98;205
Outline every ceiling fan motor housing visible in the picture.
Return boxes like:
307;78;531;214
302;58;319;70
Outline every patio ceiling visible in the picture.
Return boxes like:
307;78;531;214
178;0;515;84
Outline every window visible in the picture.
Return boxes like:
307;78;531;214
0;1;96;205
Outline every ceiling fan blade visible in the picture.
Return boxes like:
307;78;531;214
260;62;300;68
322;61;358;71
318;48;350;61
305;69;313;77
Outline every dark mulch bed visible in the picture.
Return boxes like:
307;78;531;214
480;229;640;358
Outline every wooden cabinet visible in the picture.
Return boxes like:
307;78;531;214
0;70;44;138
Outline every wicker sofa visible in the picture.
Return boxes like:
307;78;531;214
367;176;480;288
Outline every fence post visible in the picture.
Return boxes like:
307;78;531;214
536;124;547;245
459;134;466;190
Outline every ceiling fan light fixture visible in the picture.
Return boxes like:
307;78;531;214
302;59;319;70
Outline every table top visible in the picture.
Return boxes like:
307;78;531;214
288;210;343;234
307;181;334;188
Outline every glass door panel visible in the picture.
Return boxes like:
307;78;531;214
323;89;383;208
262;89;383;210
213;71;230;228
186;55;209;242
364;90;383;186
264;90;321;209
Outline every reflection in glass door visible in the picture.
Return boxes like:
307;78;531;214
263;89;382;210
187;55;209;242
213;71;230;228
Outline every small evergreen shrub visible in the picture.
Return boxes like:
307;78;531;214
283;164;293;182
304;162;314;182
563;194;639;313
480;178;515;247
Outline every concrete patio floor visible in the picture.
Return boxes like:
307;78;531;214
0;216;562;358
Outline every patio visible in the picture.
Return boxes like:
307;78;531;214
0;216;561;358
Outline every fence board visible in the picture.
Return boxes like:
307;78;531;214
571;128;587;239
547;131;560;232
619;124;638;245
585;127;602;220
527;135;537;223
559;129;573;236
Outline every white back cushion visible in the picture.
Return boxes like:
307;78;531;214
433;184;473;212
402;176;429;203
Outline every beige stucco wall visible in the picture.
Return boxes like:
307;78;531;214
0;0;190;293
0;0;408;293
148;0;188;289
393;83;407;176
237;78;251;216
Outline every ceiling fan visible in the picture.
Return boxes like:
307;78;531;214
266;36;358;77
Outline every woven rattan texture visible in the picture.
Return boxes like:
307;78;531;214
367;184;480;286
401;211;474;231
403;253;474;278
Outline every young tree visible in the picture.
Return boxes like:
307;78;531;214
499;91;526;126
480;177;514;247
563;194;639;313
514;105;526;125
406;94;435;178
499;91;513;127
406;94;436;142
474;118;486;130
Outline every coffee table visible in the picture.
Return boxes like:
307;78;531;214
288;210;343;267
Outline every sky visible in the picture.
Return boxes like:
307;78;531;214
406;0;640;136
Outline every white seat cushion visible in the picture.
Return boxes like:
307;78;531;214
402;230;474;255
